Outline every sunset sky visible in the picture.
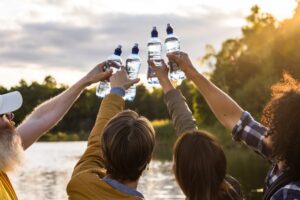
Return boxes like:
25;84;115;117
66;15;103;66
0;0;297;87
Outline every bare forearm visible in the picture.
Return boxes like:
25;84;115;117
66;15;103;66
185;67;243;130
17;77;89;149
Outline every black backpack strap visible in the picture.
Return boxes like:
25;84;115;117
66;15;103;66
263;171;295;200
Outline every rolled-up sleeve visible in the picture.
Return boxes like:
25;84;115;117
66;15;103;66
232;111;270;159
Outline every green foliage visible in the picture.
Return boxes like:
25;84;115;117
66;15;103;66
39;132;83;141
203;3;300;119
126;85;169;120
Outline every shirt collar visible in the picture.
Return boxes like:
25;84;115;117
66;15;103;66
102;175;144;199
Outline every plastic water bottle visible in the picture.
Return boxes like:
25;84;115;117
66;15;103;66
147;26;162;86
124;43;141;101
165;24;185;81
96;45;122;98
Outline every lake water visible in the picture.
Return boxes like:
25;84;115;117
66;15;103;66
9;141;269;200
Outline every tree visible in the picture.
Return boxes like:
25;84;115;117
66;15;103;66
202;4;300;120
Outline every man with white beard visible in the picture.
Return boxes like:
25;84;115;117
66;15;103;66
0;61;115;200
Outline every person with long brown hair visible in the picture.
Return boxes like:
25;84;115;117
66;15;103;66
148;60;243;200
166;51;300;199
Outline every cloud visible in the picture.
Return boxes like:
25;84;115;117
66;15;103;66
0;5;243;75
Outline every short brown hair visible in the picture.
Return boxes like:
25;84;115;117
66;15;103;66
261;73;300;177
173;130;239;200
101;110;155;181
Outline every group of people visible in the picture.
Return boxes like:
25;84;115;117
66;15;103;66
0;52;300;200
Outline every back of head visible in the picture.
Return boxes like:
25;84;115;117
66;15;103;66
101;110;155;181
261;73;300;177
173;130;228;200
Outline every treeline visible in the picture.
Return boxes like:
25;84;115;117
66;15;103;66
2;3;300;137
0;76;200;134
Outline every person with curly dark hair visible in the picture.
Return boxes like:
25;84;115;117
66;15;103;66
167;51;300;200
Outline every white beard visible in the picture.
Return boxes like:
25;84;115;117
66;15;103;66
0;125;25;172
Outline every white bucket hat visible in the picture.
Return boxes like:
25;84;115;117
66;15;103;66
0;91;23;115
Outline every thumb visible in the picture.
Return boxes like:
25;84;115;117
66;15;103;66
148;60;159;71
120;65;127;73
100;69;113;80
167;52;180;63
161;59;168;67
128;78;140;86
148;60;156;68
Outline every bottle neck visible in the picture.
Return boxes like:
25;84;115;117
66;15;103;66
149;37;161;43
108;54;122;62
128;53;140;60
166;33;177;39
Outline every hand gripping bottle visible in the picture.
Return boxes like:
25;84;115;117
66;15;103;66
96;45;122;98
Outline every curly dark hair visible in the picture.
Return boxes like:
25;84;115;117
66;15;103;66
261;73;300;177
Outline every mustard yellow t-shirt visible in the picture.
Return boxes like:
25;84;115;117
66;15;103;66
0;171;18;200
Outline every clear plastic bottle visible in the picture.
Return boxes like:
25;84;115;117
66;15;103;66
147;26;162;86
124;43;141;101
96;45;122;98
165;23;185;81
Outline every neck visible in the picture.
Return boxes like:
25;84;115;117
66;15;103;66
277;160;286;171
120;179;138;190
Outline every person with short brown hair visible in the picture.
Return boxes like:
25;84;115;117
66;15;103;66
101;110;155;182
67;67;155;200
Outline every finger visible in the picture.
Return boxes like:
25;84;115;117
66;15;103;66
97;61;107;72
128;78;140;86
108;61;121;69
120;65;126;72
161;59;168;68
147;60;156;68
100;69;113;80
124;78;140;90
147;59;162;72
166;52;179;62
167;51;186;63
120;66;129;77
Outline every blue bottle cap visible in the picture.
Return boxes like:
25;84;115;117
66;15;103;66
151;26;158;38
132;43;139;54
114;45;122;56
167;23;173;35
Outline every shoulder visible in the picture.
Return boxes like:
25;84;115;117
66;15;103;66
225;175;243;198
68;168;106;188
67;169;108;197
271;182;300;200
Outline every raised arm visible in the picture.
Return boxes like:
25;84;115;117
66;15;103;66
16;62;113;150
71;67;139;176
148;60;197;135
167;52;244;131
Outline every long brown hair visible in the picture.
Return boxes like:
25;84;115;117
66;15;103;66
173;130;239;200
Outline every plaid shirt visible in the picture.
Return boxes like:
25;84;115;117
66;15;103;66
232;111;300;200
